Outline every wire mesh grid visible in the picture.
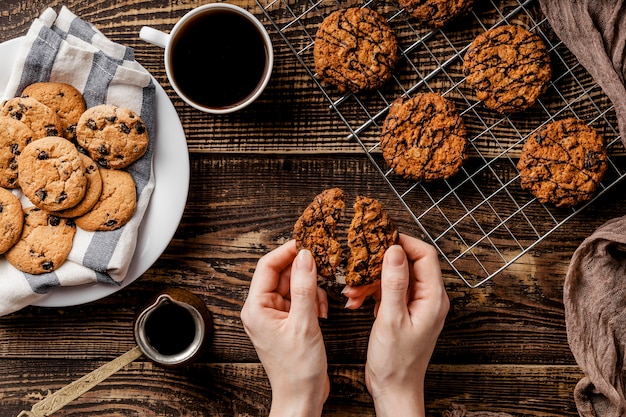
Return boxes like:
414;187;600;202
257;0;626;287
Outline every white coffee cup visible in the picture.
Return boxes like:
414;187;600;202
140;3;274;114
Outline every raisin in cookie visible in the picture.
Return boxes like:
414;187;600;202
463;25;552;114
0;187;23;254
54;153;103;218
22;82;86;141
346;196;399;287
75;168;136;231
293;188;345;280
314;7;398;93
380;93;468;181
398;0;475;28
18;136;87;212
517;118;607;208
5;206;76;274
0;116;35;188
76;104;148;169
0;96;63;139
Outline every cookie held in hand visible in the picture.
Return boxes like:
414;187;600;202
346;196;399;287
293;187;345;280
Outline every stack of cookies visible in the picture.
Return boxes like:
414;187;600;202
0;82;148;274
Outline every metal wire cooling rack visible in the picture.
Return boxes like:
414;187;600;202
257;0;626;287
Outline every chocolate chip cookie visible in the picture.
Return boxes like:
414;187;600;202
380;93;468;181
0;116;35;188
54;153;103;218
18;136;87;212
76;104;148;169
5;206;76;274
293;187;346;280
463;24;552;114
517;118;607;208
0;96;64;139
398;0;475;28
314;7;399;93
75;168;137;231
345;196;399;287
0;187;23;254
22;82;86;141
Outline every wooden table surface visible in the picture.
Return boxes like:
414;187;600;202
1;0;624;415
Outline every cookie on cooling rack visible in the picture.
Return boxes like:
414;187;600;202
398;0;475;28
380;92;468;181
517;118;607;208
313;7;399;93
293;187;345;280
463;24;552;114
345;195;399;287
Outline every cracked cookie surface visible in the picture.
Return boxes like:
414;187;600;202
380;93;468;181
293;187;345;280
463;24;551;114
314;7;398;93
517;118;607;208
18;136;87;211
346;196;398;287
6;206;75;274
0;96;63;139
76;104;148;169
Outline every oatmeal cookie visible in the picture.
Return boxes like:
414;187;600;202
75;168;137;231
293;187;346;280
5;206;76;274
0;187;23;254
380;93;468;181
0;116;35;188
398;0;475;28
314;7;399;93
345;196;399;287
22;82;86;141
463;24;552;114
0;96;64;139
517;118;607;208
76;104;148;169
18;136;87;212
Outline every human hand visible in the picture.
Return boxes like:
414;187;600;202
241;240;330;417
347;234;449;417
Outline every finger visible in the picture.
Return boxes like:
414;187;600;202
248;240;298;297
398;234;442;287
288;249;320;322
317;286;328;319
378;245;410;318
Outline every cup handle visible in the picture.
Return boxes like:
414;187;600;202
139;26;170;48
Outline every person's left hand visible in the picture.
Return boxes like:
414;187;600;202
241;240;329;417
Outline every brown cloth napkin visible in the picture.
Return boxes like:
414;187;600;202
537;1;626;417
538;0;626;148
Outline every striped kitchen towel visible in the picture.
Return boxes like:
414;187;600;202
0;7;156;316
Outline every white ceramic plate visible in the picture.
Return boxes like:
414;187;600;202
0;37;190;307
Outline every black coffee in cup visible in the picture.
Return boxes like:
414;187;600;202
169;9;269;110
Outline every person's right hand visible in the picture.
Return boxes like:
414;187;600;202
364;234;449;417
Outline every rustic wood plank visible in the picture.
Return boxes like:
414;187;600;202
0;361;584;417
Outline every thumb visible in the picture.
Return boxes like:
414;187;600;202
289;249;319;322
378;245;410;318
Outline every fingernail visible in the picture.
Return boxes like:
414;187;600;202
386;245;405;267
341;286;350;295
344;298;354;309
296;249;315;272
